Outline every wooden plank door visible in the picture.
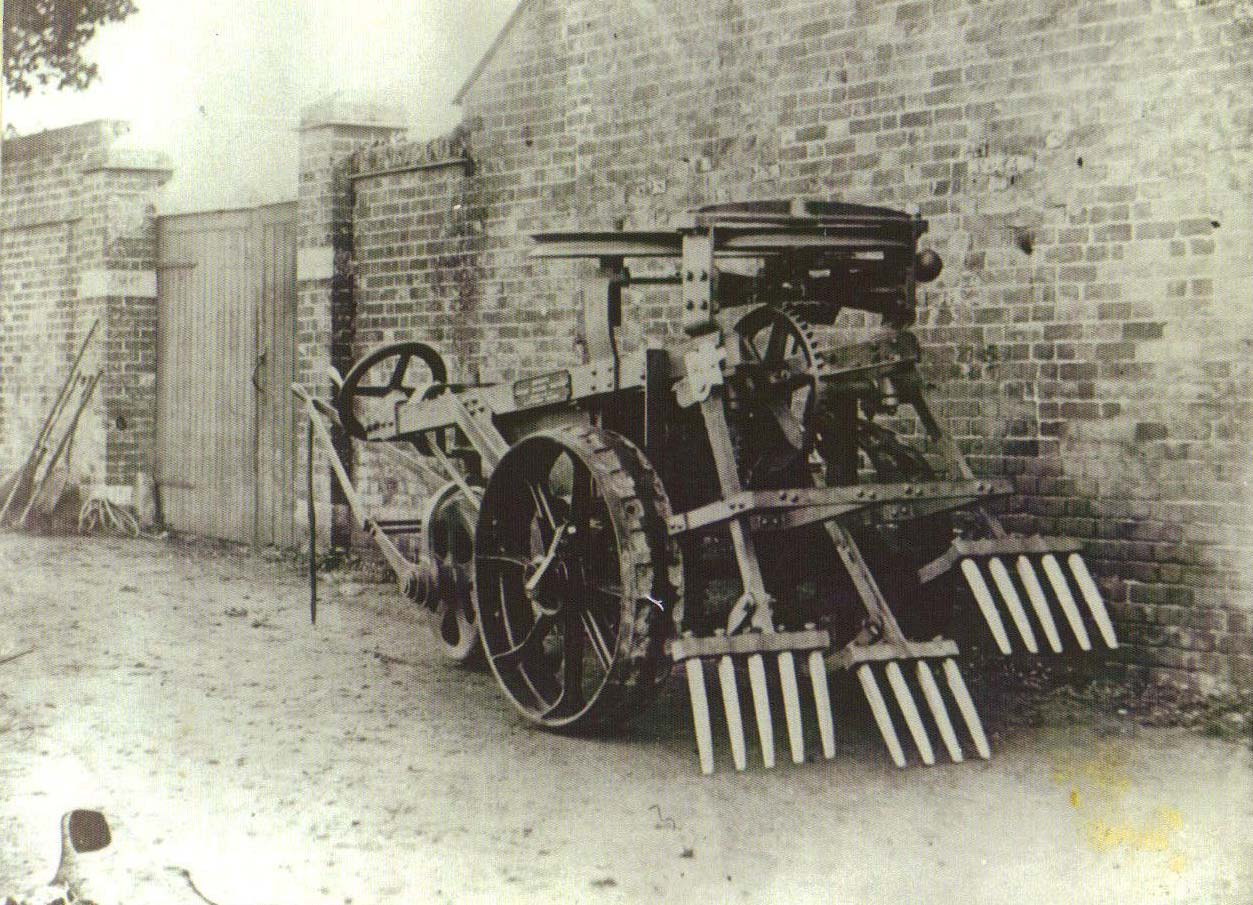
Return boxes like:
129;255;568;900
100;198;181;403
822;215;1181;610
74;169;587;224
253;202;298;547
156;204;297;545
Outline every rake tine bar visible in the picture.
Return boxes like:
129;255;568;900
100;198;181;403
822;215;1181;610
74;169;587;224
1041;555;1091;651
960;558;1013;654
1067;554;1118;648
858;664;906;768
942;658;990;759
778;651;806;764
747;653;776;768
808;650;836;759
684;658;716;775
1017;556;1063;653
718;655;748;771
988;557;1038;653
885;661;935;766
916;660;962;763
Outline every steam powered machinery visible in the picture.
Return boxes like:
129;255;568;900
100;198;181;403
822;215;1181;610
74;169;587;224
296;199;1117;773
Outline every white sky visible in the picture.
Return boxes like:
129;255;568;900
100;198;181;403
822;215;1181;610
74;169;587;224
3;0;519;212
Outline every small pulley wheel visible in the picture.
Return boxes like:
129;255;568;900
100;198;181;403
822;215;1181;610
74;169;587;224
335;342;448;440
419;481;482;664
473;426;681;731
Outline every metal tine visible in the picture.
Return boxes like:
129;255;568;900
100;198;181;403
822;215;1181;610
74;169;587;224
684;658;716;775
885;662;935;766
941;659;990;759
717;655;748;771
777;651;806;764
1041;555;1091;651
1067;554;1119;648
1016;555;1063;653
808;650;836;759
987;557;1038;653
857;664;906;768
747;653;776;769
960;558;1013;654
916;660;963;763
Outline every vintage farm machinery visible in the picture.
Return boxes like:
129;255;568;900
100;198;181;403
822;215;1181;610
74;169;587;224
295;199;1117;773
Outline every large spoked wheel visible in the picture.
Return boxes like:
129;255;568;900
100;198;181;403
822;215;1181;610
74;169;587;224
336;342;448;440
420;481;481;664
473;426;681;731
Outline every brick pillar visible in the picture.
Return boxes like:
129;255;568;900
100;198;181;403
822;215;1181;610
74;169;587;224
78;145;172;495
295;100;405;545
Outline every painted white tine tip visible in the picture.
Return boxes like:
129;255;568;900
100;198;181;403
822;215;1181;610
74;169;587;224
747;654;776;769
1042;554;1091;651
717;655;748;771
961;558;1013;654
684;658;715;775
917;660;962;763
808;650;836;760
942;659;991;760
886;661;935;766
778;652;806;765
1068;554;1118;648
858;665;906;768
1017;555;1063;653
988;556;1038;653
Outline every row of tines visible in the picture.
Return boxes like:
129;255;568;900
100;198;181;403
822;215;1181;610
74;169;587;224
961;552;1118;654
682;650;991;772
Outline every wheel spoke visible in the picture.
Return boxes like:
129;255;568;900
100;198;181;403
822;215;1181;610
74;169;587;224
478;554;530;570
764;320;788;365
389;354;411;389
491;612;556;668
530;481;559;536
580;610;613;672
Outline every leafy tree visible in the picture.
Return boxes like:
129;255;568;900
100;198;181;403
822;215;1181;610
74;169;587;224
4;0;138;95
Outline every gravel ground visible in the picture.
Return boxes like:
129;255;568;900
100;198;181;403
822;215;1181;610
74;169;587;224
1;531;1250;904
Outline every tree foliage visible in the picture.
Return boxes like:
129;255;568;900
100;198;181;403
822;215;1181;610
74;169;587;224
4;0;138;95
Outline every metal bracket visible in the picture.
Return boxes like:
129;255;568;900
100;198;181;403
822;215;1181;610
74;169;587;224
673;338;726;408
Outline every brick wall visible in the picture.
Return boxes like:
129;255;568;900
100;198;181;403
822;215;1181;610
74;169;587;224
1;121;171;497
322;0;1252;690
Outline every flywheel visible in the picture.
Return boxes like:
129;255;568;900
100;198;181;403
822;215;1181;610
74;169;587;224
419;481;482;664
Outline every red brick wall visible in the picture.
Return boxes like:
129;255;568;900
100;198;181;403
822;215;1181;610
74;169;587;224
340;0;1252;690
1;121;170;495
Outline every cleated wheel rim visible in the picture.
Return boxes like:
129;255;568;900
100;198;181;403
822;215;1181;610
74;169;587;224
420;481;481;664
473;426;680;731
336;341;448;440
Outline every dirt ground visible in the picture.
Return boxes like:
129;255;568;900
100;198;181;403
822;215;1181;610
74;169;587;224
1;531;1250;905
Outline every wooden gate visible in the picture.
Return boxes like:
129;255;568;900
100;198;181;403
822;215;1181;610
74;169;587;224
156;202;298;546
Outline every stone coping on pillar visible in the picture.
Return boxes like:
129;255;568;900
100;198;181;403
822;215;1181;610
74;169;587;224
299;100;406;133
81;146;174;179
